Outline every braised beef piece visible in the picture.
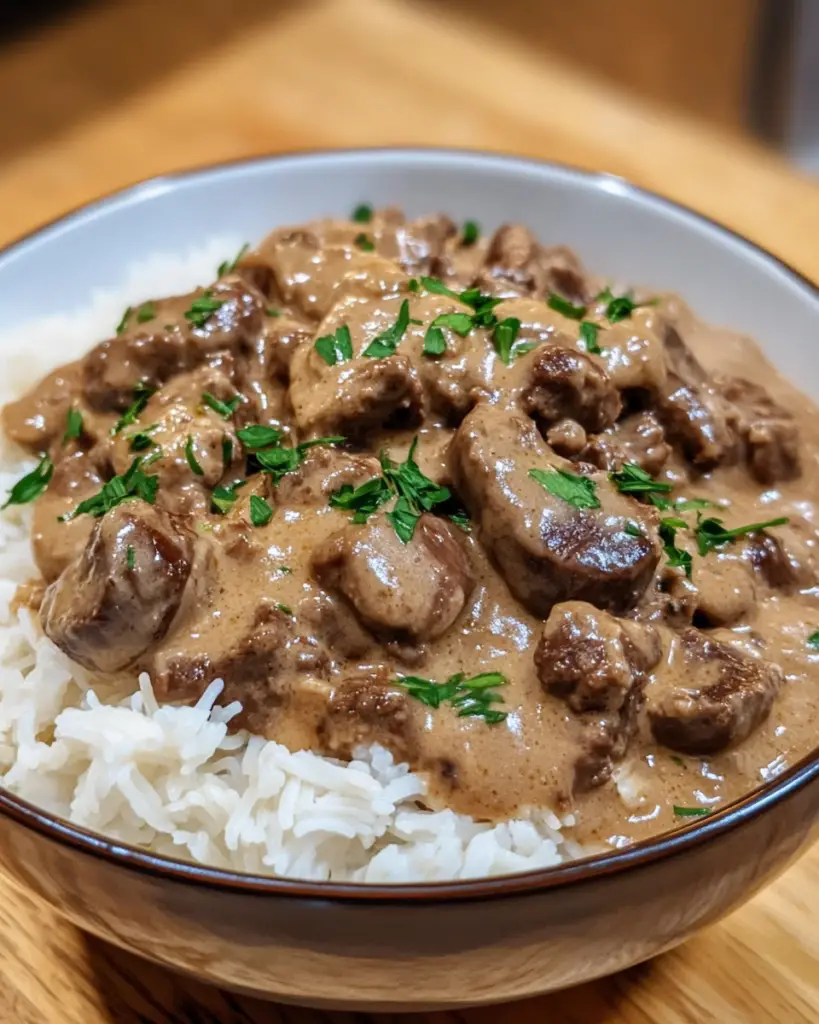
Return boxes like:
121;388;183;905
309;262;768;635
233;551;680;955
273;447;381;508
450;403;661;618
573;690;644;791
295;593;374;659
312;514;474;646
654;325;739;469
82;278;266;411
743;524;818;593
719;376;801;485
521;345;621;434
545;419;588;458
41;503;193;673
2;363;84;451
581;411;672;476
646;629;783;755
475;225;588;302
319;672;414;760
379;211;458;277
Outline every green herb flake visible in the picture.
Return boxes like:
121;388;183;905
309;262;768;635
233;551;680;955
493;317;531;365
431;311;473;337
221;435;233;468
136;301;156;324
423;325;447;357
249;494;274;527
184;290;224;330
381;438;451;513
695;515;789;556
126;545;136;570
185;435;204;476
624;521;644;538
659;517;693;578
275;602;293;616
670;755;685;767
351;203;373;223
579;320;604;355
1;456;54;510
314;324;354;366
266;306;282;317
808;631;819;650
354;232;375;252
397;670;508;723
449;509;471;532
202;391;242;419
115;306;132;335
462;220;480;246
362;299;411;358
61;458;158;521
596;287;655;324
128;427;158;452
111;383;155;436
237;425;283;449
547;293;587;321
255;436;345;484
211;481;244;515
63;407;84;445
330;476;394;523
673;497;714;512
217;243;249;278
529;468;600;510
610;463;674;499
386;494;420;543
279;566;292;574
419;275;461;300
673;806;712;818
408;278;420;293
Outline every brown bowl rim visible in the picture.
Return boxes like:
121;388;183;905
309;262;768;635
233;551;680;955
0;146;817;905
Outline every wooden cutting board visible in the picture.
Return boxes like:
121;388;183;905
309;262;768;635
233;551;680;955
0;1;817;1020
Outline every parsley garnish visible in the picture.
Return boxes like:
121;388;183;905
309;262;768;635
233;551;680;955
126;545;136;570
423;325;447;357
610;463;673;501
462;220;480;246
237;425;282;449
659;517;692;578
596;287;656;324
185;435;204;476
275;602;293;615
362;299;411;358
673;806;711;818
279;565;292;574
217;243;249;278
354;233;375;252
386;495;419;543
136;301;156;324
398;671;508;723
493;317;536;365
61;458;158;520
419;276;460;299
808;631;819;649
63;407;83;445
624;521;644;538
111;383;155;436
430;312;473;336
351;203;373;223
315;324;353;366
202;391;241;419
408;278;420;293
1;456;54;510
128;424;159;452
211;481;245;514
695;515;789;556
547;293;587;320
673;498;714;512
529;468;600;510
449;509;471;532
115;306;132;335
249;494;273;527
330;476;394;523
185;290;224;329
222;436;233;468
579;320;604;355
255;436;345;484
266;307;281;317
380;438;451;513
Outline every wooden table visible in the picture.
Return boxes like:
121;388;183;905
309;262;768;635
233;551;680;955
0;1;817;1020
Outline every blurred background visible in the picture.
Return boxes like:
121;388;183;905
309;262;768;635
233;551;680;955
0;0;817;261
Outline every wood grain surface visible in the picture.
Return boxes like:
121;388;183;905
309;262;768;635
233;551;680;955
0;1;817;1020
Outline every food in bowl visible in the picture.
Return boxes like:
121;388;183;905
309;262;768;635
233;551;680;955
1;205;816;883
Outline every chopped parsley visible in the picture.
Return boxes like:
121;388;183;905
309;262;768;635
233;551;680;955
111;383;155;435
596;287;656;324
398;671;508;724
202;391;241;419
61;458;158;521
1;456;54;510
422;325;447;357
314;324;354;366
808;631;819;649
136;301;156;324
579;320;604;355
547;293;587;320
408;278;420;293
659;517;692;578
386;494;420;544
185;435;204;476
354;232;375;252
351;203;373;223
115;306;132;335
211;481;245;514
266;306;281;317
279;566;292;574
184;290;224;329
237;425;283;449
126;545;136;570
449;509;471;532
493;317;536;365
254;436;345;484
217;243;249;278
419;276;460;299
249;494;274;527
610;463;673;501
673;806;712;818
462;220;480;246
362;299;411;358
330;476;394;523
430;311;473;336
63;407;83;444
695;515;789;556
275;602;293;615
128;424;159;452
624;521;644;538
529;468;600;510
221;435;233;468
673;497;714;512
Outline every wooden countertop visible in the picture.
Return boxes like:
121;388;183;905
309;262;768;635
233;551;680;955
0;1;817;1020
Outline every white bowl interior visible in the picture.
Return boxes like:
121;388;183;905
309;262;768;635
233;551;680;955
0;149;816;396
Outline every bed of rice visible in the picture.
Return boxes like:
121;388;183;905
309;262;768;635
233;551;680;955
0;240;589;883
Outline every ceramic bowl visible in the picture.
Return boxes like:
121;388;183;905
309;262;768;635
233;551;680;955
0;149;817;1012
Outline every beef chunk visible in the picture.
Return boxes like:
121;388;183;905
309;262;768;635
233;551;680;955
573;691;643;791
535;601;661;713
319;672;414;760
545;419;588;458
654;325;738;469
743;522;818;593
273;447;381;508
311;514;474;645
41;503;193;673
719;376;801;484
646;629;783;755
82;278;265;411
521;345;621;433
2;362;84;451
295;593;373;659
450;404;661;618
476;225;588;302
582;411;672;476
379;211;458;276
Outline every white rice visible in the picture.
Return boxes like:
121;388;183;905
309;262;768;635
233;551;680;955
0;242;589;882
